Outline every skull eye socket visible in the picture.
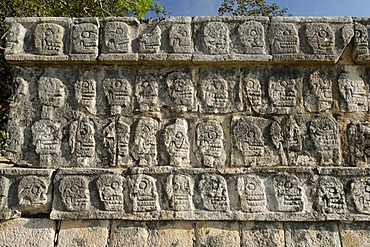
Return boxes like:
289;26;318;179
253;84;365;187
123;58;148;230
328;187;336;193
250;30;257;37
283;29;291;36
81;31;93;38
8;32;14;38
285;181;292;188
207;131;217;140
111;182;119;189
211;180;219;190
319;30;328;38
365;185;370;192
45;29;53;36
31;186;41;195
139;181;147;190
247;182;255;190
116;28;124;34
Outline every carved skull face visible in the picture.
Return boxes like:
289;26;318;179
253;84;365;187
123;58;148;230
79;79;96;107
285;116;302;151
18;176;47;207
319;177;346;213
166;174;194;211
245;78;262;108
233;120;264;157
72;23;98;54
273;174;303;212
199;174;229;211
169;24;192;53
203;22;229;55
309;117;337;154
5;23;26;55
197;121;224;160
352;178;370;214
238;21;265;54
103;78;132;115
239;175;266;212
166;72;194;110
75;118;95;157
269;78;297;107
354;23;368;55
204;77;229;109
96;174;123;211
116;119;130;157
35;23;64;55
32;120;60;155
270;121;284;150
0;177;9;211
164;119;189;165
306;23;334;54
38;77;65;107
132;118;158;165
59;176;89;211
135;77;159;111
338;72;367;111
131;175;159;212
139;26;161;53
105;21;130;53
309;71;332;110
271;23;298;54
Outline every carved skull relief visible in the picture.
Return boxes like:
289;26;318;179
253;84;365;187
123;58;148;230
354;23;368;55
202;76;229;112
59;176;90;212
76;78;96;114
38;77;65;108
96;174;124;211
18;176;48;208
5;23;26;55
135;75;159;112
131;175;159;212
166;72;195;111
166;174;194;211
238;175;266;212
271;23;299;54
203;22;229;55
69;117;95;160
103;78;132;115
32;119;61;155
317;177;346;214
72;22;98;54
338;71;367;112
352;177;370;214
138;25;161;53
233;119;264;159
237;21;265;54
104;21;130;53
35;23;64;55
272;174;303;212
199;174;230;211
306;23;334;54
244;78;262;112
169;24;192;53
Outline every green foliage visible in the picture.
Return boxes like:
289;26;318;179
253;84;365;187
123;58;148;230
0;0;166;154
218;0;288;16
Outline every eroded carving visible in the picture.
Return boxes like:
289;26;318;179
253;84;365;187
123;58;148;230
38;77;65;108
203;22;229;55
169;24;192;53
244;77;263;113
75;78;96;114
0;177;9;211
238;175;266;212
166;174;194;211
272;174;303;212
316;177;346;214
139;25;161;53
348;121;370;166
131;175;159;212
135;75;159;112
201;75;229;113
166;72;195;112
352;177;370;214
72;22;98;54
163;119;190;166
104;21;130;53
103;117;131;167
199;174;230;211
35;23;64;55
196;120;225;167
270;121;288;166
338;71;368;112
237;21;265;54
69;117;95;165
103;78;132;115
18;176;47;209
306;23;334;54
268;77;298;114
306;71;333;112
131;118;158;166
59;176;90;211
96;174;124;211
354;23;368;55
271;23;299;54
5;23;26;55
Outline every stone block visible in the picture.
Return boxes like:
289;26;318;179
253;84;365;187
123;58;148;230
148;221;194;247
0;218;56;247
109;221;149;247
195;221;240;247
339;222;370;247
241;222;284;247
56;220;109;247
353;17;370;63
70;18;99;61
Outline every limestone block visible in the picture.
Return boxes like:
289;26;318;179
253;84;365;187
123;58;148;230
270;16;353;63
241;222;284;247
347;121;370;166
353;18;370;63
195;221;240;247
57;220;109;247
0;218;56;247
149;221;194;247
109;221;149;247
70;18;99;61
285;222;341;247
339;222;370;247
99;17;139;61
5;17;70;62
193;16;271;62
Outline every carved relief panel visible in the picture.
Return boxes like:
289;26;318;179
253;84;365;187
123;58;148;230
270;23;299;55
354;22;368;56
71;20;99;59
169;23;193;53
59;176;90;212
34;23;64;56
338;70;368;112
103;78;133;116
351;177;370;214
238;175;267;212
316;177;346;214
135;73;160;112
237;21;266;54
166;174;194;211
38;76;66;119
202;22;230;55
304;70;333;112
104;21;130;53
5;22;26;55
347;121;370;166
138;25;161;53
130;175;160;212
0;177;9;212
268;77;299;114
165;71;195;112
306;23;334;54
75;77;96;115
96;174;124;211
198;174;230;211
18;176;48;210
272;174;303;212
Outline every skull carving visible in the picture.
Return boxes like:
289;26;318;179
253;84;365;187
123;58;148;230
166;72;195;111
306;23;334;54
135;75;159;112
317;177;346;214
354;23;368;55
196;120;225;167
5;23;26;55
244;78;262;112
96;174;124;211
238;175;266;212
38;77;65;108
352;177;370;214
268;78;297;109
199;174;230;211
35;23;64;55
32;119;61;155
272;174;303;212
103;78;132;115
138;25;161;53
104;21;130;53
238;21;265;54
72;23;98;54
131;175;159;212
338;71;367;112
18;176;48;209
271;23;299;54
166;174;194;211
69;117;95;161
203;22;229;55
202;76;229;112
307;71;332;112
76;78;96;114
169;24;192;53
59;176;90;211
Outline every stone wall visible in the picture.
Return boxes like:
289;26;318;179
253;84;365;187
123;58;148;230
3;16;370;246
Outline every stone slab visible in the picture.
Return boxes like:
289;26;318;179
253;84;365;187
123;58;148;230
339;222;370;247
195;221;240;247
241;222;284;247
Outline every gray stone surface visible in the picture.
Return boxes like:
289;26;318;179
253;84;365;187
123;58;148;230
195;221;240;247
241;222;284;247
339;222;370;247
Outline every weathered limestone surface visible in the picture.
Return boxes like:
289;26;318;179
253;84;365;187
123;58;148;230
5;15;370;245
